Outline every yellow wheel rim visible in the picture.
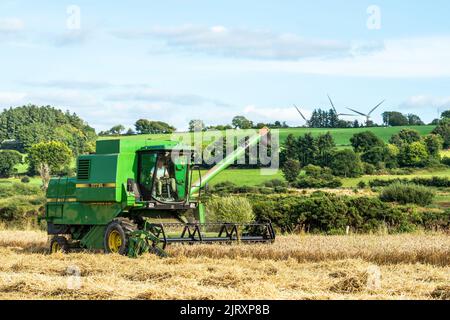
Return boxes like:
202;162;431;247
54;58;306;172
51;241;61;253
108;230;123;253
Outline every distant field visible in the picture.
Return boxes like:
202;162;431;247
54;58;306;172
99;125;436;147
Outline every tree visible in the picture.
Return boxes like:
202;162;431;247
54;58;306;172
109;124;125;135
350;131;384;153
407;114;424;125
27;141;72;175
423;134;444;158
330;149;363;178
389;129;421;147
432;118;450;149
135;119;176;134
398;141;429;167
125;128;135;135
189;119;206;132
316;132;335;167
281;159;301;183
0;105;96;154
232;116;253;129
0;150;22;178
382;111;409;126
441;110;450;119
361;146;386;166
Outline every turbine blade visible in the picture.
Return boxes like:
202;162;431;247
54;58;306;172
294;104;307;121
327;94;337;113
346;108;367;117
368;100;385;115
339;113;358;116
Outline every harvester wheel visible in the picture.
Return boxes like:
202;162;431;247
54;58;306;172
104;218;137;255
50;236;69;254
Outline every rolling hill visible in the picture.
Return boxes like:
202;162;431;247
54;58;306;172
99;125;436;147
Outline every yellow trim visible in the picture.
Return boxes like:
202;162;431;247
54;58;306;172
108;230;123;253
51;241;61;253
47;198;77;203
76;183;116;188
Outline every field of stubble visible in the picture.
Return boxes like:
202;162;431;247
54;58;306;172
0;230;449;300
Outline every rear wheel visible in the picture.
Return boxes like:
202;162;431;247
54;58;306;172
50;236;69;254
104;218;137;255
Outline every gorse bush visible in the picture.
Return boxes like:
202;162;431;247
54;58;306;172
248;193;447;234
206;195;254;223
369;176;450;188
0;183;44;227
379;183;435;206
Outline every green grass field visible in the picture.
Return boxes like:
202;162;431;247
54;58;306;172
99;125;436;147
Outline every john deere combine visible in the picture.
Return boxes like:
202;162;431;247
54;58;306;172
44;128;275;257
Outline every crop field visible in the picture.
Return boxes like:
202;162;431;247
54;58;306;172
0;230;448;300
99;125;436;147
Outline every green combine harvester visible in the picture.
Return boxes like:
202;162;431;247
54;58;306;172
43;128;275;257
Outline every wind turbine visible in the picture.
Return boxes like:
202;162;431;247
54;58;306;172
346;100;385;126
327;94;358;117
293;104;308;125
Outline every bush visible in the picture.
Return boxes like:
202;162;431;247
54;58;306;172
442;156;450;166
281;159;301;182
250;193;427;234
293;176;342;189
0;150;23;178
363;163;376;175
21;176;30;183
357;181;367;189
379;183;435;206
206;195;254;223
262;179;287;188
369;177;450;188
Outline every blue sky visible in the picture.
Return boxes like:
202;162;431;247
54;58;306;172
1;0;450;131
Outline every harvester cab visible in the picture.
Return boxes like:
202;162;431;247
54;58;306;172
43;128;275;257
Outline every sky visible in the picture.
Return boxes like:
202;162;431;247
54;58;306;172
0;0;450;131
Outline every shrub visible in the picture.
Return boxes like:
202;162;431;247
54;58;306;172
262;179;287;188
369;177;450;188
330;149;363;178
250;193;427;234
0;150;23;178
21;176;30;183
379;183;435;206
357;181;367;189
293;176;342;189
206;195;254;223
363;163;376;175
442;156;450;166
281;159;301;182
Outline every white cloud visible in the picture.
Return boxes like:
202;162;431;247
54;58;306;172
400;95;450;111
113;25;378;60
231;36;450;78
0;18;24;32
243;105;310;125
0;91;26;105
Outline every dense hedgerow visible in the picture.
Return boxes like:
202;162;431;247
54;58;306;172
0;183;45;227
379;183;435;206
247;193;447;234
369;176;450;188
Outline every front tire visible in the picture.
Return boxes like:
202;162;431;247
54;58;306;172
104;218;136;255
50;236;69;254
